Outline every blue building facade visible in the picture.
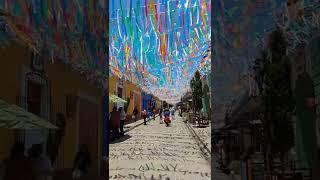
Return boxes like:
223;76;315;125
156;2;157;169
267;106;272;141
141;92;155;115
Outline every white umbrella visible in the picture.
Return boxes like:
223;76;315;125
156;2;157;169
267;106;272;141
0;99;58;129
109;94;127;103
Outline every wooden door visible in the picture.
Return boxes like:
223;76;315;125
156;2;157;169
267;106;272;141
27;81;42;116
25;81;44;151
78;98;99;175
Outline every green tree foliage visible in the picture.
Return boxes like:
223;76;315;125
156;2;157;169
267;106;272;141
190;70;203;113
202;84;210;118
253;26;295;163
253;49;268;93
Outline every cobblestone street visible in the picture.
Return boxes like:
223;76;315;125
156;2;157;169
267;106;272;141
109;115;211;179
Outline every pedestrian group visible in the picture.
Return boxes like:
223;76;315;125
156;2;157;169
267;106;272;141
109;105;178;141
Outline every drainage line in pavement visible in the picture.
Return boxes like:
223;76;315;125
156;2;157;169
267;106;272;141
184;121;211;164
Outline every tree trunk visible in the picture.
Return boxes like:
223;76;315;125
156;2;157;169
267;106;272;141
265;109;273;180
280;152;285;179
266;145;272;180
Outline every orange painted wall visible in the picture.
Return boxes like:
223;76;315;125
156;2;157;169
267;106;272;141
108;74;142;117
0;42;103;173
47;62;103;170
108;75;118;112
124;80;141;116
0;42;30;160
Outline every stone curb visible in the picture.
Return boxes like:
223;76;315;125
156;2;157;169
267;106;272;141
184;121;211;163
184;120;241;180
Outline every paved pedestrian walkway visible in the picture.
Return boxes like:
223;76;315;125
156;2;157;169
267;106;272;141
109;115;211;179
123;118;145;132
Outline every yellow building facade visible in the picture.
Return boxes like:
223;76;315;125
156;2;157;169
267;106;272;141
0;42;24;161
108;75;142;118
124;79;141;117
47;62;103;174
108;75;119;112
155;97;162;110
0;41;104;175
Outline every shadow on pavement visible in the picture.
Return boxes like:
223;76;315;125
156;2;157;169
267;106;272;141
109;134;132;144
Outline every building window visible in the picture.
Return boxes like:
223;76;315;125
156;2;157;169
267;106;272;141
117;79;124;98
27;81;42;116
117;87;123;98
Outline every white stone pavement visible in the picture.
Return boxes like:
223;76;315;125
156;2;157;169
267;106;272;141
109;115;211;180
123;119;145;132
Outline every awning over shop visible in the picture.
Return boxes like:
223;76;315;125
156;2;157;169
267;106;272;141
0;99;58;129
109;94;127;103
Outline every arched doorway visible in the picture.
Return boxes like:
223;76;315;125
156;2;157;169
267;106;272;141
17;51;50;154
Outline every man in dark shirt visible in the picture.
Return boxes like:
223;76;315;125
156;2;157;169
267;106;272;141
164;108;171;127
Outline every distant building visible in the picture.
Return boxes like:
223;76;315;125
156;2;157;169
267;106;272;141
141;91;153;112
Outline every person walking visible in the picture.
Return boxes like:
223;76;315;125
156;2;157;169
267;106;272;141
119;107;126;136
132;107;138;122
110;107;120;141
170;107;175;121
29;144;53;180
153;109;156;120
179;106;182;117
147;109;152;122
142;109;147;125
72;144;91;179
3;142;35;180
159;109;163;124
164;108;171;127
